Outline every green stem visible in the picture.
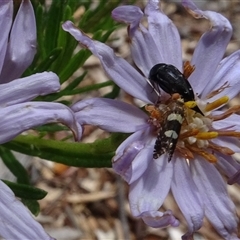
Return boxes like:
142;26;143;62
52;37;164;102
2;133;128;168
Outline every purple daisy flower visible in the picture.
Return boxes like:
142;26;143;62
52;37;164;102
63;0;240;238
0;1;81;239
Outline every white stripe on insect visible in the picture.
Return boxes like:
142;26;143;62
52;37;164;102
167;113;183;122
164;130;178;139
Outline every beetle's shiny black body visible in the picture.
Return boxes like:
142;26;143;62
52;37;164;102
149;63;203;115
149;64;194;101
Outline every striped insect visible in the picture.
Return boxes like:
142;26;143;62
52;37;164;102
146;63;201;161
153;96;184;161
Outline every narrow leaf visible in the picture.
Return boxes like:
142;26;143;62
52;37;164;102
0;147;30;184
2;180;47;200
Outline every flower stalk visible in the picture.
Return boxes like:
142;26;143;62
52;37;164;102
3;134;128;168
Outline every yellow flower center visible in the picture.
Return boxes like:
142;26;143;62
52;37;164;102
146;93;240;163
146;62;240;163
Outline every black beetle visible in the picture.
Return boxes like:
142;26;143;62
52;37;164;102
149;63;203;115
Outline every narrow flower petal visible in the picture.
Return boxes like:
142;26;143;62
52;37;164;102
212;137;240;153
191;159;238;239
114;127;154;184
140;210;179;228
113;129;150;183
0;72;60;107
0;1;12;74
114;128;149;162
0;0;37;83
171;157;204;234
62;21;157;103
228;169;240;185
72;98;148;133
129;156;173;218
113;140;145;183
202;50;240;100
183;0;233;95
0;102;82;143
129;25;163;78
145;0;182;70
216;153;240;184
211;111;240;152
119;146;153;185
213;112;240;132
112;6;163;77
0;180;54;240
128;146;155;184
111;6;143;35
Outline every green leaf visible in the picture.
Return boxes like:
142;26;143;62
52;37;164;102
64;0;76;10
65;71;87;90
34;124;69;133
40;80;113;101
2;180;47;200
68;81;113;95
44;0;66;56
78;8;92;30
32;48;62;74
104;84;120;99
3;134;128;168
35;4;44;61
22;199;40;216
0;147;30;184
50;7;77;73
63;4;72;21
79;0;121;33
53;31;78;72
59;49;91;83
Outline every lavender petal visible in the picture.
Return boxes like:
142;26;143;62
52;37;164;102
140;210;179;228
211;137;240;154
202;50;240;100
171;157;204;234
228;169;240;185
114;127;154;184
213;112;240;133
0;0;37;83
112;5;163;77
0;180;54;240
111;6;143;35
145;0;182;70
0;102;82;143
0;1;12;74
182;0;232;96
0;72;60;107
113;129;149;183
129;155;173;219
216;153;240;184
72;98;148;133
62;21;157;103
191;158;238;239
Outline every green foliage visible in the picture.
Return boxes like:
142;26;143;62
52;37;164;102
3;134;128;168
0;147;47;215
3;180;47;200
2;179;47;215
0;147;30;184
22;199;41;216
25;0;121;87
3;0;136;214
